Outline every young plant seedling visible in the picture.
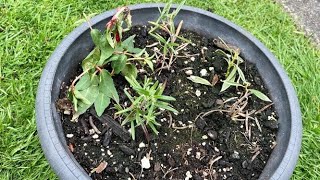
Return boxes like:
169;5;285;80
215;39;271;102
69;7;153;121
148;0;191;71
115;76;178;141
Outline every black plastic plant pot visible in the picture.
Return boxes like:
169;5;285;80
36;3;302;180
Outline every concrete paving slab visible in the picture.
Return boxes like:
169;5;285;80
276;0;320;47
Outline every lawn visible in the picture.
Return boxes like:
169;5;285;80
0;0;319;179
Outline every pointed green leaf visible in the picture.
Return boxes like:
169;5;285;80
98;45;114;66
116;107;133;115
236;65;246;83
121;35;135;51
90;29;103;46
105;54;120;64
249;89;272;102
99;70;119;103
135;88;150;96
76;85;99;105
75;73;91;91
156;95;176;101
148;122;159;135
72;101;92;121
94;93;111;116
133;48;145;57
221;79;244;92
121;63;138;79
226;66;237;81
111;54;127;74
74;90;91;104
187;76;212;86
124;89;134;102
106;31;114;48
221;73;236;92
130;120;135;140
82;47;100;71
155;101;178;114
125;76;142;89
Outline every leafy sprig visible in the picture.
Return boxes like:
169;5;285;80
69;7;153;121
115;76;177;140
215;40;271;102
148;0;191;70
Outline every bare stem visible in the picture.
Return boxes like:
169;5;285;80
70;69;89;92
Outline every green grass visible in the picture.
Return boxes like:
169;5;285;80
0;0;319;179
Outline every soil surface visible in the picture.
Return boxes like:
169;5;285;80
59;25;278;180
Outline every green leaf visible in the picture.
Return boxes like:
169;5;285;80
236;65;246;83
121;63;138;79
187;76;212;86
148;122;159;135
150;32;167;44
90;29;114;66
221;71;237;92
155;101;178;114
116;107;133;115
90;29;103;46
221;79;244;92
99;70;119;103
156;95;176;101
135;88;150;96
75;73;91;91
77;85;99;104
125;76;142;89
105;54;120;64
124;88;134;102
226;66;237;81
106;31;114;48
74;90;91;104
98;44;114;66
72;101;92;121
249;89;272;102
82;47;100;71
145;58;154;71
133;48;145;57
121;35;135;50
94;93;111;116
130;120;135;140
111;54;127;74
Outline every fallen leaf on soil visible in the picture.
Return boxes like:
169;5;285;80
91;161;108;174
68;143;74;152
211;74;219;86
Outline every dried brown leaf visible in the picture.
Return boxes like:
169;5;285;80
68;143;74;153
211;74;219;86
91;161;108;174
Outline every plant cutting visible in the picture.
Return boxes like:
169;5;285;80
36;2;302;180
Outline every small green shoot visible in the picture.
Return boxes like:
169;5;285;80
215;40;271;102
149;0;191;70
115;76;177;140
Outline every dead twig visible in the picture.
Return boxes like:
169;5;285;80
254;117;262;132
168;112;173;128
163;167;179;179
89;116;101;134
128;172;136;180
250;150;260;162
79;117;89;134
254;103;274;114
